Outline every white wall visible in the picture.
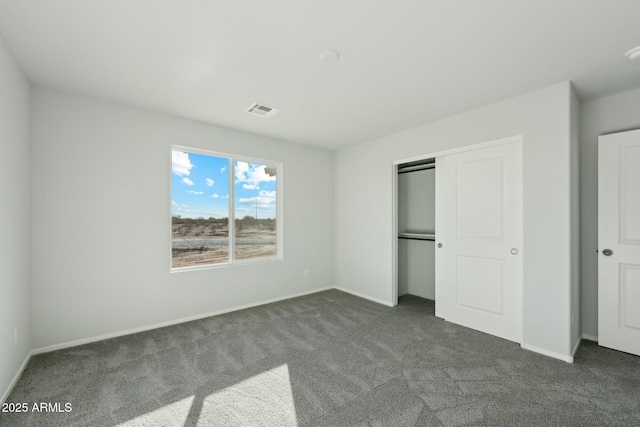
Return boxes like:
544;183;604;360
31;87;334;349
0;34;31;400
397;169;435;299
335;82;575;359
580;87;640;338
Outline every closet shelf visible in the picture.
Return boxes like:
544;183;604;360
398;232;435;241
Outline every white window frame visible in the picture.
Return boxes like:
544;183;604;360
170;145;283;272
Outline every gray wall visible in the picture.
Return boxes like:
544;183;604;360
397;169;435;299
0;34;31;401
580;87;640;338
335;82;576;359
30;87;335;349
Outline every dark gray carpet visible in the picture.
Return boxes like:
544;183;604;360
1;290;639;426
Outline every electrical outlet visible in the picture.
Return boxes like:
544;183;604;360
304;269;310;278
15;329;18;346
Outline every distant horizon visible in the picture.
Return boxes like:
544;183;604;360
171;150;277;220
171;215;276;221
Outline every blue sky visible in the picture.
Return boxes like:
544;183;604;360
172;150;276;219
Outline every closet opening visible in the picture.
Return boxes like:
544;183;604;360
396;157;436;308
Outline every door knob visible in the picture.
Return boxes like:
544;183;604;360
437;243;442;248
602;249;613;256
511;248;518;255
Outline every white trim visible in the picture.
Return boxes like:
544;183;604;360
393;134;523;166
1;350;34;404
571;337;582;358
582;333;598;342
521;343;573;363
171;257;284;274
277;160;284;260
334;287;395;307
32;287;332;355
229;157;236;263
391;163;399;306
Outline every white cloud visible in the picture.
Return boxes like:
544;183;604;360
206;178;214;187
182;177;194;186
238;189;275;209
223;194;229;199
173;204;191;213
172;151;193;177
243;183;258;190
211;193;220;198
220;166;226;173
235;162;276;186
172;200;177;206
187;190;203;195
239;196;276;208
235;161;249;181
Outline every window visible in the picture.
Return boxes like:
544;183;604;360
171;147;280;270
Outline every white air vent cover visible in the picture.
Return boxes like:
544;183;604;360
247;103;279;118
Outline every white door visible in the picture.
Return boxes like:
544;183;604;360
598;130;640;356
435;141;523;343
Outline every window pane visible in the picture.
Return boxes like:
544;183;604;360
234;160;277;260
172;150;230;268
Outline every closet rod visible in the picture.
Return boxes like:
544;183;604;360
398;232;435;241
398;236;436;241
397;163;435;174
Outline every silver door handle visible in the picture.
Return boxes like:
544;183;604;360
511;248;518;255
602;249;613;256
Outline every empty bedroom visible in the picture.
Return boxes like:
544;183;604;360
1;1;640;426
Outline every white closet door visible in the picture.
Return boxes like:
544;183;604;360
436;141;523;343
598;130;640;356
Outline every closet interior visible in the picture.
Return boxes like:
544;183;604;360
397;158;436;301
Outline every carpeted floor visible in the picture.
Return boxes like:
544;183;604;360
1;289;639;426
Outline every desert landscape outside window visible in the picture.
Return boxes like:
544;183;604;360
171;148;279;270
234;160;278;260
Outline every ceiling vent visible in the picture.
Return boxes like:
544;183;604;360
247;103;279;118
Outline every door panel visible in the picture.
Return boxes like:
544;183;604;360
621;264;640;330
456;255;504;315
599;130;640;356
621;145;640;243
457;157;504;239
436;141;523;343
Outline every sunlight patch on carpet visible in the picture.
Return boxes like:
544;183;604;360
197;364;298;426
117;396;194;426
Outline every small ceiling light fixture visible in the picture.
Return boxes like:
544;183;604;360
320;50;340;63
625;46;640;60
247;103;279;118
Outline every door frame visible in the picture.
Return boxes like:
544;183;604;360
392;134;523;306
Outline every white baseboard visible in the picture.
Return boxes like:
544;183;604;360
32;286;334;355
333;287;395;307
582;333;598;342
521;343;573;363
1;350;34;404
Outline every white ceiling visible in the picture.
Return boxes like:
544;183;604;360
1;1;640;150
